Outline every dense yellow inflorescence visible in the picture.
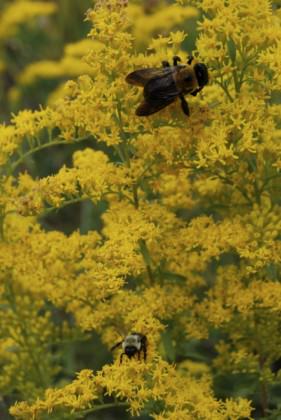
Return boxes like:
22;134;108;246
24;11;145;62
0;0;280;418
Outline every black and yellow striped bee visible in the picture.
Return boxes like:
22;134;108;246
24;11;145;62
126;55;208;117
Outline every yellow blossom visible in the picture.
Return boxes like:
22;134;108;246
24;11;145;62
0;0;280;419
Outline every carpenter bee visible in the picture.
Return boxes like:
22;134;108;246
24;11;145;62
111;332;147;363
126;55;209;117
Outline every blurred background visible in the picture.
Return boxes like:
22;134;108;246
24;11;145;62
0;0;92;120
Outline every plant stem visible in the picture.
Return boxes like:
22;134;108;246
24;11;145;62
9;135;91;175
75;402;128;417
260;380;268;417
138;239;154;284
40;196;87;216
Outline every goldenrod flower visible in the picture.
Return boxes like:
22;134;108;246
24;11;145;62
0;0;280;418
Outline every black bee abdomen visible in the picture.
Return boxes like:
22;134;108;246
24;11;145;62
125;346;138;358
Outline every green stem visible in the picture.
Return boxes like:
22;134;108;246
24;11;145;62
8;135;91;175
41;190;136;217
215;80;234;102
260;380;268;417
237;54;258;90
4;188;135;220
222;83;234;102
40;196;87;217
261;173;281;191
133;184;154;283
138;239;154;284
233;70;240;93
9;140;66;174
258;351;268;417
75;402;129;418
116;143;131;168
206;170;253;204
132;184;139;209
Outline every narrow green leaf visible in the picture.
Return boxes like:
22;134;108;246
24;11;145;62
227;37;236;63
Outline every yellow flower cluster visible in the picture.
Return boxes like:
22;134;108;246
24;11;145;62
0;0;279;418
10;362;253;420
10;370;99;418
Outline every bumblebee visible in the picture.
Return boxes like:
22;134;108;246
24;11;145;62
126;55;208;117
111;332;147;363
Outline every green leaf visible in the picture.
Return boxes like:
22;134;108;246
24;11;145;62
227;37;236;63
138;239;153;267
160;271;186;284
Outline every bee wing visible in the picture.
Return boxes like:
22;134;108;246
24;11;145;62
128;68;180;116
126;67;173;87
144;71;180;100
135;71;179;116
136;98;176;116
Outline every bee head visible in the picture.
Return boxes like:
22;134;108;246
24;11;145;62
125;346;138;358
194;63;209;88
123;334;141;350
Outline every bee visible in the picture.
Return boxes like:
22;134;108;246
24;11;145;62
126;55;208;117
111;332;147;363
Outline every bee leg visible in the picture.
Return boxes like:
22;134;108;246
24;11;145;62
110;341;123;351
120;352;126;364
141;336;147;361
137;351;141;361
173;56;181;66
162;60;170;68
190;87;203;97
142;345;147;361
187;55;194;65
179;94;190;116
